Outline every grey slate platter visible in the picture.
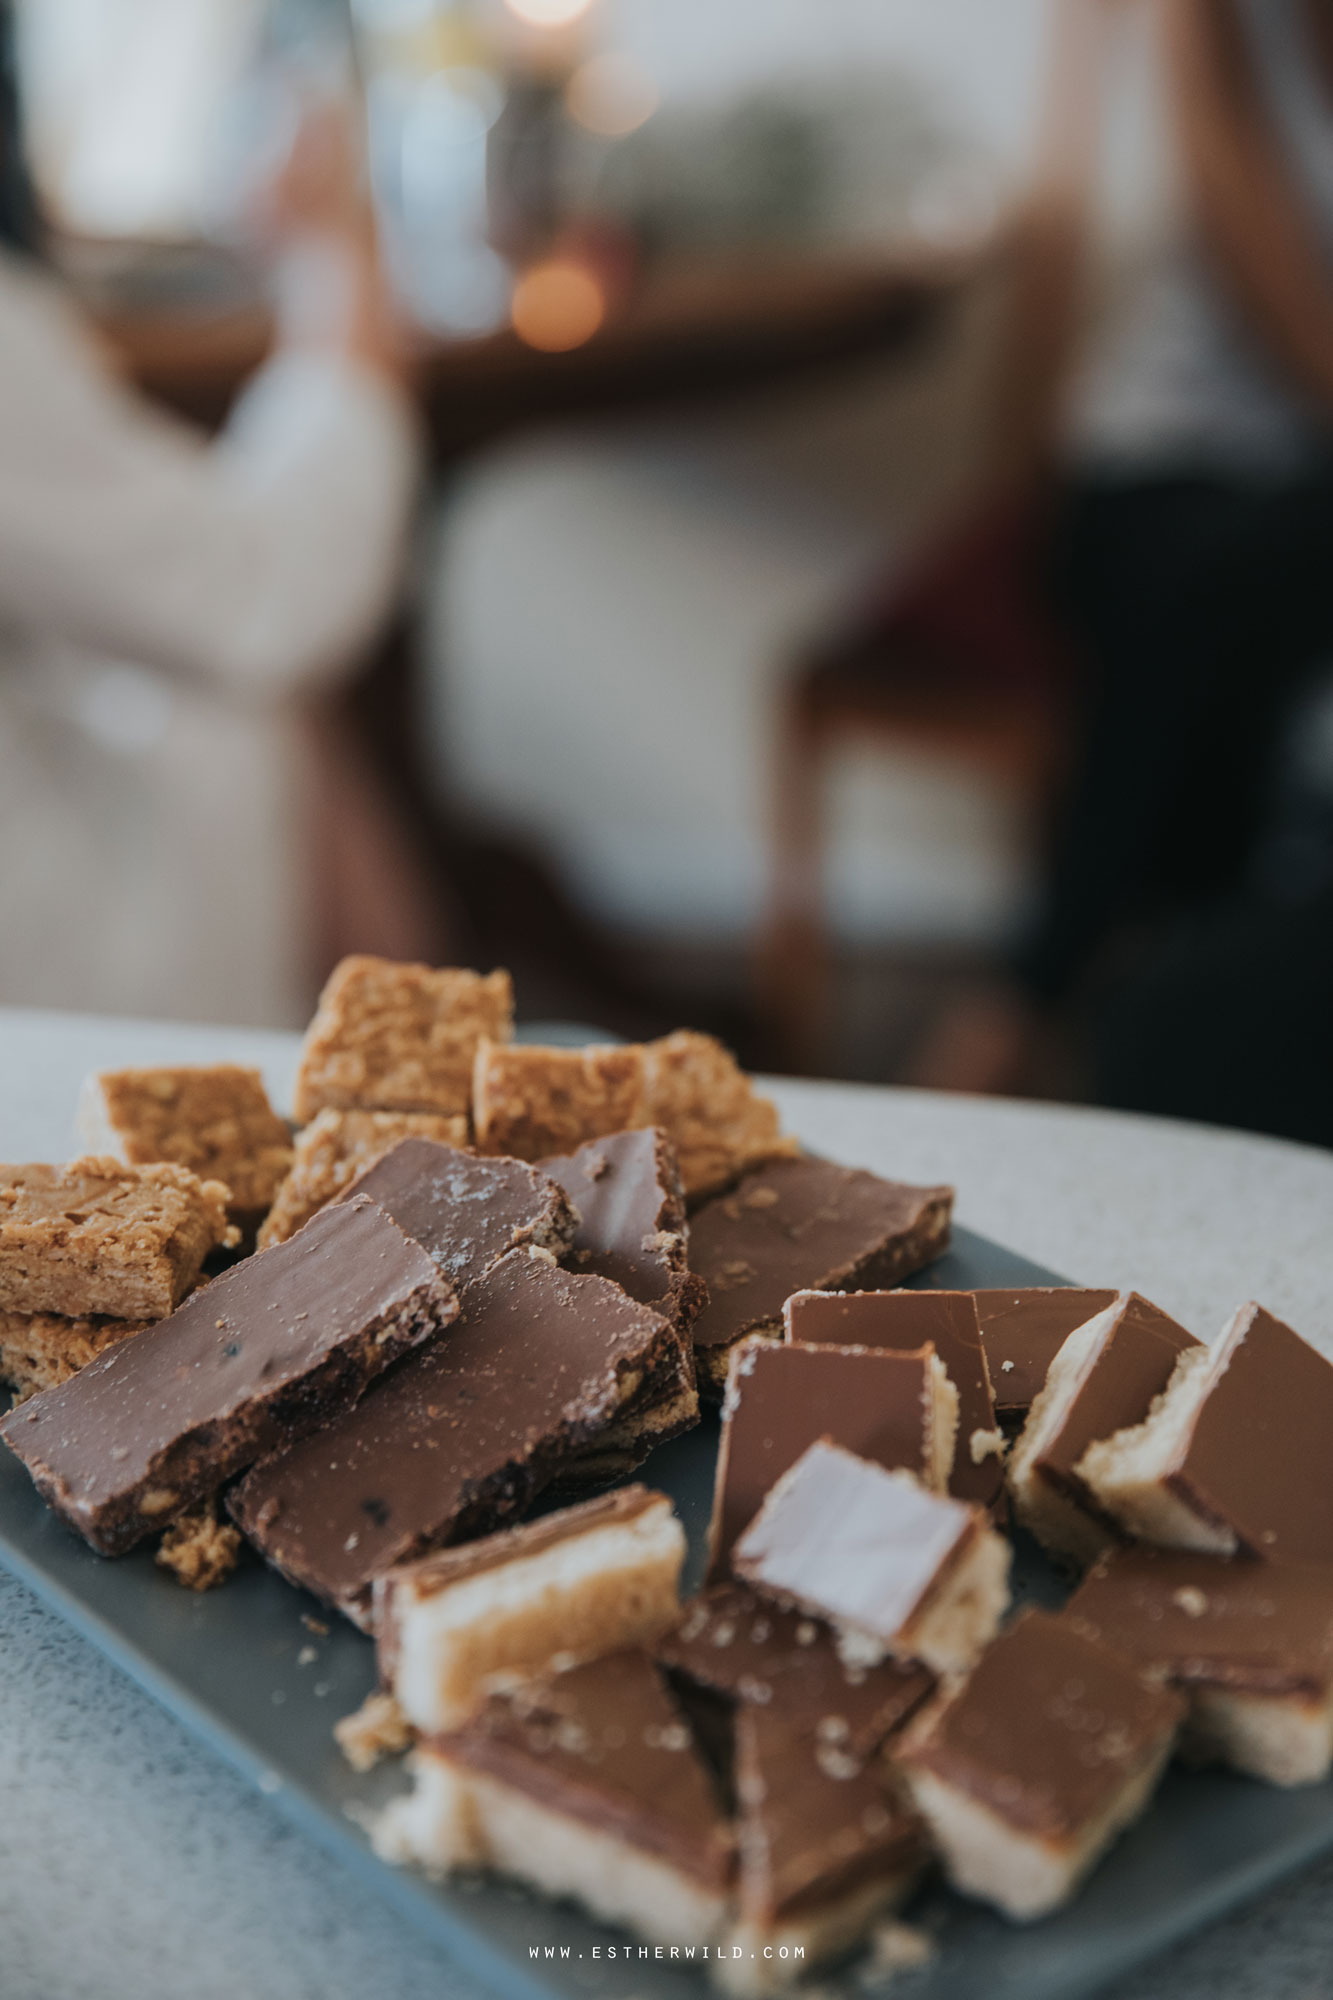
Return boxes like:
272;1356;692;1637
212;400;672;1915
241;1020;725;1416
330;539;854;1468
0;1224;1327;2000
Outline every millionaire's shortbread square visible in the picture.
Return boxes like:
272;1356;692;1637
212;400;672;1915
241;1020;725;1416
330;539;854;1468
1078;1303;1333;1567
76;1064;292;1230
0;1158;232;1321
734;1443;1009;1677
785;1289;1003;1511
1068;1545;1333;1787
1007;1292;1199;1566
258;1109;468;1247
375;1651;734;1944
374;1486;686;1735
708;1336;957;1578
292;956;513;1123
899;1609;1183;1920
972;1289;1119;1423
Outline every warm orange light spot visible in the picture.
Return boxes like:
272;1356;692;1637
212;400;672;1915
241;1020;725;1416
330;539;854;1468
511;260;605;351
503;0;593;27
565;53;658;136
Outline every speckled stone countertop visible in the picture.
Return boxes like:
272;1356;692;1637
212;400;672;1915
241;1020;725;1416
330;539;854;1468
2;1006;1332;2000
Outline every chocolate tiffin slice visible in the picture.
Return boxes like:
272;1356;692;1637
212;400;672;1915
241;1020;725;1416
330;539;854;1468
375;1650;734;1944
688;1158;952;1397
718;1695;925;1995
228;1248;679;1625
335;1137;577;1285
0;1196;456;1556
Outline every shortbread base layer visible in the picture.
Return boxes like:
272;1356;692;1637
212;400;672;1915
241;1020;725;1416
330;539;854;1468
714;1874;919;1995
1183;1685;1333;1788
1076;1345;1238;1555
387;1501;686;1733
375;1750;730;1942
905;1735;1174;1921
1007;1304;1124;1567
897;1524;1012;1678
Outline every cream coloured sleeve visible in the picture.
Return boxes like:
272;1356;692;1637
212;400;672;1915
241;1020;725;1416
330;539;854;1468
0;262;420;703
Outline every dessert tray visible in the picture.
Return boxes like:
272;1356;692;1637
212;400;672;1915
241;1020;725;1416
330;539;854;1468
3;1222;1331;2000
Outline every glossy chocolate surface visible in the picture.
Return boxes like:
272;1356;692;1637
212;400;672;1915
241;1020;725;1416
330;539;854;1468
1169;1304;1333;1566
708;1339;946;1576
1037;1294;1198;1499
733;1698;923;1921
658;1582;933;1758
1069;1545;1333;1696
786;1289;1000;1508
438;1648;733;1889
543;1127;701;1324
903;1609;1183;1840
734;1441;977;1645
229;1249;673;1615
0;1197;453;1556
688;1159;952;1355
974;1289;1120;1418
336;1139;574;1285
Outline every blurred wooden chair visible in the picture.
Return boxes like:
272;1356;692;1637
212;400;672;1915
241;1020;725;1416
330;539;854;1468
757;0;1114;1069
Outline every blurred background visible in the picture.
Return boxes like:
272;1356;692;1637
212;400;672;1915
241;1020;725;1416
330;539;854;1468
1;0;1331;1146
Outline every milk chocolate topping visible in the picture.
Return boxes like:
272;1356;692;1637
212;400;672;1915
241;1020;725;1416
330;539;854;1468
688;1158;952;1355
733;1699;923;1922
973;1288;1119;1418
542;1127;704;1330
438;1649;733;1889
228;1249;674;1618
337;1138;575;1283
708;1340;946;1577
659;1583;933;1758
786;1289;1000;1508
1039;1293;1198;1499
1166;1304;1333;1566
0;1196;455;1556
902;1609;1183;1840
734;1441;978;1646
1068;1545;1333;1697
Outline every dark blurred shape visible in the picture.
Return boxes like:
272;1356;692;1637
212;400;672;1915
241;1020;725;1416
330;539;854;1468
0;1;41;255
1095;885;1333;1149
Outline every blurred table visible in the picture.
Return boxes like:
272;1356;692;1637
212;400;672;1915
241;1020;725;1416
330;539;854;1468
3;1007;1333;2000
92;246;966;454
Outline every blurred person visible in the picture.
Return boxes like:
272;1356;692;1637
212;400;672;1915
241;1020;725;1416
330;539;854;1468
915;0;1333;1122
0;4;425;1028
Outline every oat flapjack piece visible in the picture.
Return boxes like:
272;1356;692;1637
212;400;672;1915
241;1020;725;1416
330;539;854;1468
708;1336;957;1579
229;1249;680;1626
640;1031;798;1203
0;1157;233;1321
292;955;513;1123
76;1064;293;1233
333;1138;576;1288
1077;1303;1333;1567
1068;1544;1333;1787
688;1157;953;1396
720;1695;925;1994
472;1038;648;1160
374;1486;686;1734
0;1308;150;1402
1007;1292;1199;1567
374;1651;734;1944
898;1608;1183;1920
258;1109;468;1248
0;1196;456;1556
785;1288;1003;1512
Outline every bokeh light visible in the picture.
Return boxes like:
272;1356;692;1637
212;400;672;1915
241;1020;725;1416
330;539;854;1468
502;0;595;29
511;259;605;351
565;53;658;137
